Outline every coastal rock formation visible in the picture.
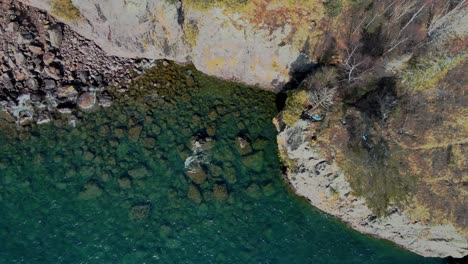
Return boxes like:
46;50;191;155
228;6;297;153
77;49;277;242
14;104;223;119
20;0;328;90
278;120;467;258
10;0;468;259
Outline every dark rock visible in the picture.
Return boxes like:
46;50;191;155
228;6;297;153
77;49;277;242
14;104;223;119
78;71;89;83
129;203;152;221
98;95;112;107
26;78;39;90
43;79;56;90
17;32;35;45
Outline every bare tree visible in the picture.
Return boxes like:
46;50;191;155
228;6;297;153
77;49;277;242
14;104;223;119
342;44;373;83
428;0;467;40
307;87;337;111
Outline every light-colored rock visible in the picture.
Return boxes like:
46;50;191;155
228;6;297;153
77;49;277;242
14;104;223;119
77;92;96;110
277;120;468;258
57;85;78;98
19;0;312;91
48;24;63;48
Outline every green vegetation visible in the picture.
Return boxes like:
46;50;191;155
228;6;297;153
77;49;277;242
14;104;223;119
167;0;248;11
278;146;297;171
324;0;343;17
402;53;467;93
51;0;81;22
184;22;199;47
282;89;307;127
343;141;415;217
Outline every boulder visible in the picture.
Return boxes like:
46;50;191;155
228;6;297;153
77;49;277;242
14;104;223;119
129;203;151;221
77;92;96;110
56;85;78;98
48;24;63;48
128;165;150;179
78;181;103;200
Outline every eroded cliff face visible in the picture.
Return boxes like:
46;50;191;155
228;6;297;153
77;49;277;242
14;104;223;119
20;0;329;91
277;120;467;258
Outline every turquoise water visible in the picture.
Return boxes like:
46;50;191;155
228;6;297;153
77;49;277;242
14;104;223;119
0;64;444;263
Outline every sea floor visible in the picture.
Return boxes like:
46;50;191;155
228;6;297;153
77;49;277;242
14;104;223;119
0;63;444;263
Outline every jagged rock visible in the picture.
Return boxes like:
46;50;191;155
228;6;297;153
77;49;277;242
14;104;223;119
36;115;51;124
17;32;35;45
43;79;56;90
56;85;78;98
48;24;63;48
42;52;55;65
28;45;43;55
14;50;26;65
44;66;61;80
98;95;112;107
6;22;19;32
57;108;72;114
26;78;39;90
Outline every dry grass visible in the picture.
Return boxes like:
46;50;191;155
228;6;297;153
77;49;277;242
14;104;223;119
51;0;81;22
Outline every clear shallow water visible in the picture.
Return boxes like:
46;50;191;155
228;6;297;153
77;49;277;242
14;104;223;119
0;64;444;263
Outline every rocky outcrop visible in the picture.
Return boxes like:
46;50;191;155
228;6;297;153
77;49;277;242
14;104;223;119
277;120;468;258
20;0;326;91
0;1;157;125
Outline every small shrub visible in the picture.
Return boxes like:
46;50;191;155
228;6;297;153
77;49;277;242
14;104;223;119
402;53;467;93
282;89;308;127
51;0;81;22
324;0;343;17
184;22;199;47
303;67;338;91
180;0;248;11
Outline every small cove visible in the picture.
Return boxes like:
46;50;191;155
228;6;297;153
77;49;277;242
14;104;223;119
0;62;445;263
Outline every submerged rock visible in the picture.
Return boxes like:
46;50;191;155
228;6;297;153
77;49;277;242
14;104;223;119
128;165;150;179
235;136;252;156
129;203;152;221
186;163;207;184
78;181;103;200
213;183;228;201
187;184;202;204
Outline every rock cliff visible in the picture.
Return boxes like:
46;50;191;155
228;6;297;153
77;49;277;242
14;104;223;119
21;0;326;90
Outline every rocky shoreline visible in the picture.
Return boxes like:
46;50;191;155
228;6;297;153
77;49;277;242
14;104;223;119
0;0;155;126
2;0;467;260
276;120;468;258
